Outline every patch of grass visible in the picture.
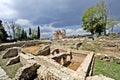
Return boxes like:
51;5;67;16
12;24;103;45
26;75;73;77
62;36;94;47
80;42;103;52
0;51;22;78
93;58;120;80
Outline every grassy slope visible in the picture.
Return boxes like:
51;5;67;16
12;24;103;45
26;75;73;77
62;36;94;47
93;59;120;80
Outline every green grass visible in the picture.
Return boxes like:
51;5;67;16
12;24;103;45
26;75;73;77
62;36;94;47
0;51;22;78
93;58;120;80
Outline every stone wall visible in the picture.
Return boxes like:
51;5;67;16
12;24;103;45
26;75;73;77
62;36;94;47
72;52;95;80
35;56;75;80
50;52;72;65
95;53;120;64
0;40;51;51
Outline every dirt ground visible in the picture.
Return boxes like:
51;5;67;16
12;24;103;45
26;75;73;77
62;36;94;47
22;45;42;53
64;61;81;71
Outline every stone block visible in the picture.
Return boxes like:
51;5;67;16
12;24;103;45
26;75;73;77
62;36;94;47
14;63;40;80
35;45;50;56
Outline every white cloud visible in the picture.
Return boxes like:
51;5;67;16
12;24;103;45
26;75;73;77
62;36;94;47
39;24;91;38
0;0;18;19
116;22;120;26
15;19;31;26
39;22;62;38
66;28;91;36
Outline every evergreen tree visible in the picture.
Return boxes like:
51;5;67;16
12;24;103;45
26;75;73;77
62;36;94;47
0;20;8;41
24;31;27;40
21;29;27;40
29;27;31;36
37;26;40;39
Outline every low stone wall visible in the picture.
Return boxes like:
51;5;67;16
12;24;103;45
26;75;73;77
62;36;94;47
19;50;95;80
0;42;24;51
35;56;75;80
72;52;94;80
50;52;72;65
0;40;51;51
95;53;120;64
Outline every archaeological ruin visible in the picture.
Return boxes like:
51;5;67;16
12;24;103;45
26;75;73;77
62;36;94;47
53;30;66;39
0;39;118;80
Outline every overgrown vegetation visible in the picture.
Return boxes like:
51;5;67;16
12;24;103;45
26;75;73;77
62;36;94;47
0;51;22;78
93;58;120;80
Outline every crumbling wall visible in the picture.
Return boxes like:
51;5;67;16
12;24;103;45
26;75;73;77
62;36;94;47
35;56;75;80
14;63;40;80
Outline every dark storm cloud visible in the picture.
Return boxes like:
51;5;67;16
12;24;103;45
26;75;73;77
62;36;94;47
12;0;99;27
107;0;120;20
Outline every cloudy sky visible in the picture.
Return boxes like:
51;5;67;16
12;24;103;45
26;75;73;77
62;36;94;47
0;0;120;38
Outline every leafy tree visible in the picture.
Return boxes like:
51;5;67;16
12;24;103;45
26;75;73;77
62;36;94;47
15;25;22;40
0;20;8;41
82;0;108;36
37;26;40;39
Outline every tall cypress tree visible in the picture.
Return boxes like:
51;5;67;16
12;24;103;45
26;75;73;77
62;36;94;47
37;26;40;39
29;27;31;36
21;29;27;40
0;20;8;41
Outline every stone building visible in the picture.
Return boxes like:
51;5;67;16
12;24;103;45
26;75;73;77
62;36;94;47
53;30;66;39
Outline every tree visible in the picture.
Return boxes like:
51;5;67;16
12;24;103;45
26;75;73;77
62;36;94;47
82;6;97;35
29;27;32;36
0;20;8;41
37;26;40;39
82;0;108;36
4;22;12;39
21;29;27;40
11;21;16;39
15;25;22;40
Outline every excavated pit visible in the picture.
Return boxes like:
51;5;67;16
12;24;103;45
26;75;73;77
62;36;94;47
63;53;87;71
22;45;43;54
